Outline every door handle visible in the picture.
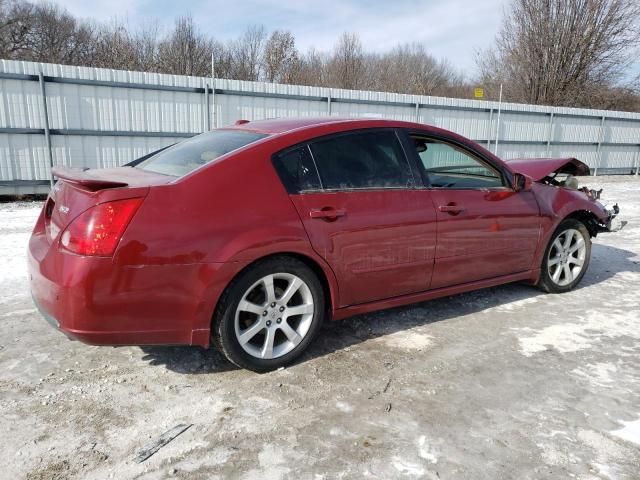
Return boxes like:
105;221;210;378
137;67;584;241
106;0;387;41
438;203;465;215
309;207;346;220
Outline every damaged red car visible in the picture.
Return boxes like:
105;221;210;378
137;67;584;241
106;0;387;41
28;118;623;371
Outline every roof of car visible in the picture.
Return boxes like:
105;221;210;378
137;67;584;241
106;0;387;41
226;117;405;135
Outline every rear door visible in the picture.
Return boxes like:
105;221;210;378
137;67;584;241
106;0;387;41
404;132;541;289
272;129;437;307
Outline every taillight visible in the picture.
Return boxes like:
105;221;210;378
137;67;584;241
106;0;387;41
60;198;143;256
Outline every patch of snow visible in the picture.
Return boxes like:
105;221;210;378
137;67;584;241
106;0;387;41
611;417;640;447
594;463;614;479
572;362;618;388
335;401;353;413
516;311;639;357
391;456;426;477
417;435;438;464
0;205;41;308
379;330;433;351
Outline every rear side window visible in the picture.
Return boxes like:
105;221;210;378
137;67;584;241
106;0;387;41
136;130;267;177
309;130;413;190
272;146;322;193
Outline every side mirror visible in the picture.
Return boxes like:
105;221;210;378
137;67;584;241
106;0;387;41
513;173;532;192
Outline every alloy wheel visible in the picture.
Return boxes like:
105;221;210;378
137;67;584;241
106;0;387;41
547;228;587;287
234;273;315;359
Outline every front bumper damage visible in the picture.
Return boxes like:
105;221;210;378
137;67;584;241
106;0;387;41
580;187;625;233
604;203;625;232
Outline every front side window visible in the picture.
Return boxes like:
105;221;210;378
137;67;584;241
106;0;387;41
136;130;268;177
309;130;413;190
412;137;504;189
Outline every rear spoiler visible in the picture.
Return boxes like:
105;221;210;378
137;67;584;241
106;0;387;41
52;166;128;190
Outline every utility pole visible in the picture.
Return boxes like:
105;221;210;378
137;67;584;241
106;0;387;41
211;53;217;129
493;83;503;156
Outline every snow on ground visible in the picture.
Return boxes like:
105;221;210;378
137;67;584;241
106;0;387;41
0;202;41;305
612;418;640;447
0;177;639;479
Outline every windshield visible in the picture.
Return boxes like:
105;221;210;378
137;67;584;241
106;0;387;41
136;130;268;177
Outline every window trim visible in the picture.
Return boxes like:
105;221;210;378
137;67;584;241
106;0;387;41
402;130;512;191
306;144;324;190
271;128;418;194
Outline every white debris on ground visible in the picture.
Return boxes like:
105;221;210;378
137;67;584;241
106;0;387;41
0;176;639;479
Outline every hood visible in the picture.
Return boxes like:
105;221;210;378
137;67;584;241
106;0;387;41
504;157;590;181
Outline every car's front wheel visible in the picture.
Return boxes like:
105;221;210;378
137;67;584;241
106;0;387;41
212;256;325;372
537;218;591;293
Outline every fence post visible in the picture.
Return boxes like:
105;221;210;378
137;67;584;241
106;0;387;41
204;82;210;132
415;102;420;122
327;90;332;115
635;146;640;176
594;115;606;176
546;111;554;157
38;71;54;188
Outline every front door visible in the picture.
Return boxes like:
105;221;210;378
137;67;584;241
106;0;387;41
406;134;541;289
273;129;438;306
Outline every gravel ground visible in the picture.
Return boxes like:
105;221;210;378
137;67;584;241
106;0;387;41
1;176;639;480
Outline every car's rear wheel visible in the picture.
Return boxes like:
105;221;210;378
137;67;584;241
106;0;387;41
212;256;325;372
537;218;591;293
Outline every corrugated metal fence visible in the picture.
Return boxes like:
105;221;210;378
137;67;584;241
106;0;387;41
1;59;639;194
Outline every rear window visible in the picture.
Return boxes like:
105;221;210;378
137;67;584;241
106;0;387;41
136;130;267;177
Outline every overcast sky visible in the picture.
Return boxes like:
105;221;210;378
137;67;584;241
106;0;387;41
53;0;508;76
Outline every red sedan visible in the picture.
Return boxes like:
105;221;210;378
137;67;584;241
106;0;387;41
28;118;623;371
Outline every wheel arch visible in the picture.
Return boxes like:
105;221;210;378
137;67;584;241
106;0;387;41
210;251;338;331
563;209;604;238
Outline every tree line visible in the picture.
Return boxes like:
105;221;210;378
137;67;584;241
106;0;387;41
1;0;639;111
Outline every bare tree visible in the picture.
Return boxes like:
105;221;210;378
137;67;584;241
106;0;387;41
478;0;640;108
3;0;640;110
92;20;137;70
0;0;33;58
23;2;95;64
369;43;464;96
209;40;231;79
132;22;161;72
157;15;213;76
289;47;328;86
327;32;365;89
263;30;298;82
230;25;266;81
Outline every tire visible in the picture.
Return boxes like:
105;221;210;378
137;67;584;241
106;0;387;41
537;218;591;293
212;256;325;372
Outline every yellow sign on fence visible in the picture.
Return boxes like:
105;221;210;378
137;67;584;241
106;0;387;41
474;87;484;98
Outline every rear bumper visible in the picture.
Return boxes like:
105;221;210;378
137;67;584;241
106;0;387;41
28;231;225;347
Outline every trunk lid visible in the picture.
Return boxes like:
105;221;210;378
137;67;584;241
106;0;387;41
45;167;172;243
504;157;590;181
